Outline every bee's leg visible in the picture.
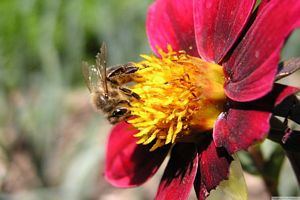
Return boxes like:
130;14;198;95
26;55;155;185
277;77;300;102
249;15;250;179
118;99;131;106
107;63;138;77
119;86;141;100
107;63;139;84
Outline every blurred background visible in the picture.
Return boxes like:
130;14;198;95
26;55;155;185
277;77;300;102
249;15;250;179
0;0;299;199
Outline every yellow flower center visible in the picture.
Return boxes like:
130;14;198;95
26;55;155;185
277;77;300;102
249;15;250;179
129;46;226;151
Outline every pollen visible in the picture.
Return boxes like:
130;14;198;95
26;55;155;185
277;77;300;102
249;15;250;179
129;46;226;151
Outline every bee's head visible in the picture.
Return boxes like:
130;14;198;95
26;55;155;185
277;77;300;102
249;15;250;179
92;92;114;112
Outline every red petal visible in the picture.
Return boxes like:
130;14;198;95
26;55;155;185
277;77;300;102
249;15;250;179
194;0;255;63
224;49;280;102
155;143;198;200
272;84;300;106
214;83;298;154
104;122;169;187
146;0;198;56
194;140;232;200
213;109;271;154
270;84;300;123
223;0;300;102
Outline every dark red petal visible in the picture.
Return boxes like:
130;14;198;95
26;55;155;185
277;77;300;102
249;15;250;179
194;0;255;63
155;143;198;200
272;84;300;106
104;122;169;187
213;109;271;154
269;117;300;152
213;83;298;154
146;0;198;56
271;84;300;124
194;140;232;200
225;49;280;101
224;0;300;102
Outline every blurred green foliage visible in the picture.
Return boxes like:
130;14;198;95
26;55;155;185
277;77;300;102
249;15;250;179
0;0;300;199
0;0;151;91
0;0;152;199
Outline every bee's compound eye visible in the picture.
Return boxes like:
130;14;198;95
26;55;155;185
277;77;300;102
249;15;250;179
112;108;128;117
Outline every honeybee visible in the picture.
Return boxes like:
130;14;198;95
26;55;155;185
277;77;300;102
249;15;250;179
82;43;140;124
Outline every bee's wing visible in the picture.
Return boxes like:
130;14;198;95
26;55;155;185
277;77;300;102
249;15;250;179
96;42;108;94
81;62;102;93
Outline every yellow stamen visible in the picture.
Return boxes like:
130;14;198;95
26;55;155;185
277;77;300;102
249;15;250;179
129;46;226;151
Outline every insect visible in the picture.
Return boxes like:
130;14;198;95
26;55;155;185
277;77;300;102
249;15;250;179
82;43;140;124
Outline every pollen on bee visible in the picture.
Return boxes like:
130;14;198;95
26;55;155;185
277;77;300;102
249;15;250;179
128;46;226;151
